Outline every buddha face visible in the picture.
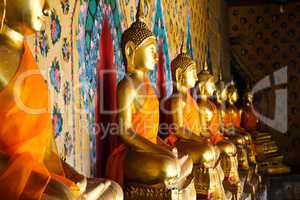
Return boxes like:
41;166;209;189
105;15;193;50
228;89;238;103
197;73;215;97
125;37;158;72
205;79;216;97
245;92;253;103
5;0;50;35
216;88;225;103
182;64;197;89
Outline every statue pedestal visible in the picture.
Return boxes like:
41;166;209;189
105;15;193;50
124;182;178;200
124;176;195;200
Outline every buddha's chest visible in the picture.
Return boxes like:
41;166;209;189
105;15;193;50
132;84;158;113
198;101;214;124
225;106;241;125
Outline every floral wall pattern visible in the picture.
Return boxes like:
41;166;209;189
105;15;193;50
26;0;231;176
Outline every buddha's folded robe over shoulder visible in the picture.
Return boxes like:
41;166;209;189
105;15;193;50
0;43;78;199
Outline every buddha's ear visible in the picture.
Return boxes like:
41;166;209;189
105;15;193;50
125;41;136;62
175;68;182;83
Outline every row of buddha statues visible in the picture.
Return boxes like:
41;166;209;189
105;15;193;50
0;0;289;199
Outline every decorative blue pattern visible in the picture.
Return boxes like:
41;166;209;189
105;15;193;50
186;15;193;59
151;0;172;97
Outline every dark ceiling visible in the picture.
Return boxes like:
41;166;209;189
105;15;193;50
225;0;299;6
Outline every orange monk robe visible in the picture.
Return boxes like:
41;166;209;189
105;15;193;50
223;105;241;130
223;104;257;157
207;100;224;144
183;93;202;135
0;43;78;199
165;93;202;146
241;105;257;133
105;77;159;186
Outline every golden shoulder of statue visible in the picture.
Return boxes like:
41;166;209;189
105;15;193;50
0;0;123;199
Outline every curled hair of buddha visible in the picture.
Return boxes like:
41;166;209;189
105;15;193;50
121;0;155;68
197;60;214;86
215;69;225;92
171;39;195;84
0;0;6;33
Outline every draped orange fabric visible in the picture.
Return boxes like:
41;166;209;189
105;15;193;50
241;105;257;132
0;43;77;199
183;93;201;135
131;77;159;144
165;93;201;146
207;100;224;144
223;105;241;129
106;77;159;186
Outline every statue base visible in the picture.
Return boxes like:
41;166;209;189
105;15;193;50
124;183;176;200
124;176;195;200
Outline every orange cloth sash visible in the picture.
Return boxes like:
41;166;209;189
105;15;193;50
0;43;77;199
241;105;257;132
223;105;241;129
131;78;159;144
105;77;159;186
165;93;201;146
207;100;224;144
183;93;201;135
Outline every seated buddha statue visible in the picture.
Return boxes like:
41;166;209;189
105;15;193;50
221;82;256;168
220;82;262;197
196;63;241;198
161;46;228;200
0;0;122;199
241;88;275;155
105;1;195;199
241;89;290;175
215;78;250;173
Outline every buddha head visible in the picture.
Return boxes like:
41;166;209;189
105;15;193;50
215;71;226;104
197;61;216;98
0;0;50;35
121;0;158;73
171;43;197;93
224;81;238;105
243;83;253;105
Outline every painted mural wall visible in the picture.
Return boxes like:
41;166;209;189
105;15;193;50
26;0;231;176
228;2;300;168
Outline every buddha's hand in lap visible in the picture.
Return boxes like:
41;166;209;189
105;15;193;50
82;180;111;200
164;154;190;189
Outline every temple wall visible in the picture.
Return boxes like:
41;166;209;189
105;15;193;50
26;0;230;176
228;2;300;168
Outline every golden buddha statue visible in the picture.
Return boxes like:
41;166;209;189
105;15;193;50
0;0;122;199
105;1;195;199
162;45;229;200
221;82;263;198
215;76;254;197
241;88;290;175
241;89;277;154
196;62;242;199
221;82;256;168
